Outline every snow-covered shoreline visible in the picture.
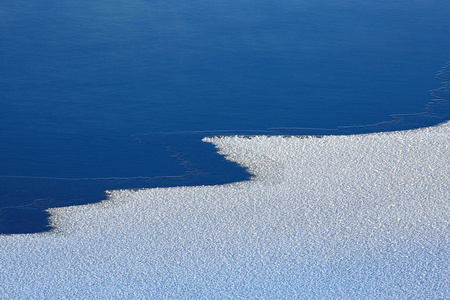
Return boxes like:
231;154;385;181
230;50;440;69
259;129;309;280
1;123;449;298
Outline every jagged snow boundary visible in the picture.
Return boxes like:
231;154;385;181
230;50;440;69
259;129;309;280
0;122;449;299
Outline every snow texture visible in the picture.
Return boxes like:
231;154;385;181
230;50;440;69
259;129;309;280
1;123;449;299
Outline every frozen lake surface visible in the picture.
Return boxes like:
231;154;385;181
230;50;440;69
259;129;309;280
1;0;450;233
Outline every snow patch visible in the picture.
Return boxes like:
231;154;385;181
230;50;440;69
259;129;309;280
1;123;449;299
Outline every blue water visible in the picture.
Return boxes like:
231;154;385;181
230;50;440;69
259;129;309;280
1;0;449;234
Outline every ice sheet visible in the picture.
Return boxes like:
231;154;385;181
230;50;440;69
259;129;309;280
0;123;449;299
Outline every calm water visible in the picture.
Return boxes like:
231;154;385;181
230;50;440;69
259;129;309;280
1;0;449;234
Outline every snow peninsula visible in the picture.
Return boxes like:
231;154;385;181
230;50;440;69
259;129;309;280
1;123;449;299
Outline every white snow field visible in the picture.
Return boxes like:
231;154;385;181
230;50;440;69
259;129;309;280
1;123;449;299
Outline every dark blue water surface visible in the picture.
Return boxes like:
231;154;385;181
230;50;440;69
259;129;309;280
1;0;450;234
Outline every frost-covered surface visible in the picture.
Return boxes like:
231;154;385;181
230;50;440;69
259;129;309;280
1;123;449;299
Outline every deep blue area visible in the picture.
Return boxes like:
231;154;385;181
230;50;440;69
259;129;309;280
1;0;450;234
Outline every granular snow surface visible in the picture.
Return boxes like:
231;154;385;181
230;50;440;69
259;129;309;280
0;123;449;299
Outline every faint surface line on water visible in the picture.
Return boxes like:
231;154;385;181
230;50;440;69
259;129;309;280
0;175;185;181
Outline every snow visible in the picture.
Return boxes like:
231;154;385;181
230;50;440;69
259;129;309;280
0;123;449;299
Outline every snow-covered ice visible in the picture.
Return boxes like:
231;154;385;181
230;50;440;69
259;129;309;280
0;123;449;299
